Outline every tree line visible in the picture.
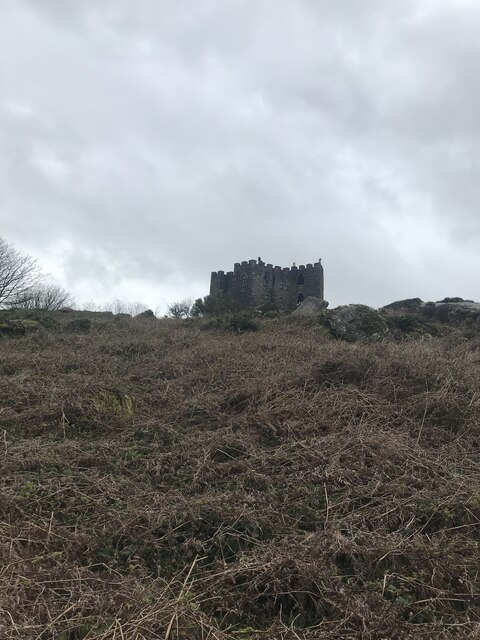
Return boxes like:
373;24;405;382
1;236;229;317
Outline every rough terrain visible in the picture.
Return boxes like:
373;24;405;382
0;308;479;639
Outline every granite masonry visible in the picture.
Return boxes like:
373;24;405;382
210;258;324;311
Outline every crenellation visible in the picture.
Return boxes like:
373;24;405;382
210;258;324;311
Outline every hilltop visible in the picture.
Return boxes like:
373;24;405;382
0;307;479;639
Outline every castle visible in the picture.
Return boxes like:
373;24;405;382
210;258;324;311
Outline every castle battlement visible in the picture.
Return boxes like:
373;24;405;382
210;258;324;310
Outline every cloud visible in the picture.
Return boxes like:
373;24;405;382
2;0;480;309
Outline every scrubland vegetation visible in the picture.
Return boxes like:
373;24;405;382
1;309;479;639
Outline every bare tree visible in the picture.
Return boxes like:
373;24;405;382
13;284;74;310
81;301;101;312
76;300;150;315
0;237;42;308
168;299;193;319
105;300;149;316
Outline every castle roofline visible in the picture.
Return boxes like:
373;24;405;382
222;258;323;273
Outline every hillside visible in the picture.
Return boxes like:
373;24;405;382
1;309;479;639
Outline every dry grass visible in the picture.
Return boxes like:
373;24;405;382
0;311;479;639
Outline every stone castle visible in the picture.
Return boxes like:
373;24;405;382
210;258;324;311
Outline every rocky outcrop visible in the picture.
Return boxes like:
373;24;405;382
327;304;389;342
382;298;425;313
436;297;474;304
292;296;329;316
383;298;480;327
423;300;480;325
135;309;155;319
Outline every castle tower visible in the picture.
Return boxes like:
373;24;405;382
209;258;324;311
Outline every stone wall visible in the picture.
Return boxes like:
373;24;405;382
210;258;324;310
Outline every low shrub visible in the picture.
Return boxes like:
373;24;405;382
65;318;92;333
229;313;259;333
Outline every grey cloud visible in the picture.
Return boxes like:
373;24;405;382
2;0;480;309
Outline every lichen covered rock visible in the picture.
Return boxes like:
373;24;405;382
292;296;329;316
328;304;389;342
382;298;425;313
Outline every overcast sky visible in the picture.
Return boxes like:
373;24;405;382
2;0;480;311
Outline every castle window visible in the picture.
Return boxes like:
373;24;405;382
297;293;304;304
279;283;283;290
298;273;305;285
240;273;247;289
